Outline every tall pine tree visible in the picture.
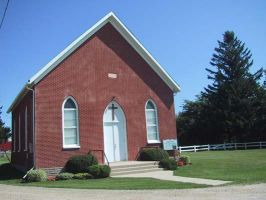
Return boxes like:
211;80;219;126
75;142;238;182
178;31;266;145
203;31;264;142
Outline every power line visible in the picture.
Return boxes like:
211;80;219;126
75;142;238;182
0;0;10;31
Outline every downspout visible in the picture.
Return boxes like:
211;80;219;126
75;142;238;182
26;84;35;169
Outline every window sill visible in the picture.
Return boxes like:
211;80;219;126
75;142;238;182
63;145;80;150
147;140;161;144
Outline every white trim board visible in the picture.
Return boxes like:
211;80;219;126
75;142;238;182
7;12;180;113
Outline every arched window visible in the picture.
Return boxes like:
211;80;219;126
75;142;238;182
62;97;80;148
145;100;160;143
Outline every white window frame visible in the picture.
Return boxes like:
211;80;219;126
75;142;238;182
24;106;28;151
13;119;16;152
62;96;80;149
18;114;21;152
145;99;160;143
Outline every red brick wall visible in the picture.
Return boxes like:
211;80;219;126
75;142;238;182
11;92;34;171
31;23;177;168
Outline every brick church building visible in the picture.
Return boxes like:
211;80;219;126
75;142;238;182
7;13;180;171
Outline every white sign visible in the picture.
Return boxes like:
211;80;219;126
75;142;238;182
163;139;178;150
108;73;117;79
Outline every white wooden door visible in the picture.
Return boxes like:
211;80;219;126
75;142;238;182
103;101;127;162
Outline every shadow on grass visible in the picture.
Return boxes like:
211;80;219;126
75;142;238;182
0;163;24;180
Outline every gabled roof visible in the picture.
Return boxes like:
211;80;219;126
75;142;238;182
7;12;180;113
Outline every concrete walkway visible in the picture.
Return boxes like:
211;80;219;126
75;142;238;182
113;170;231;186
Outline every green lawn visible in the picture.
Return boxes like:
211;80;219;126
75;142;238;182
2;149;265;189
175;149;266;184
0;154;10;164
0;155;206;189
0;178;207;190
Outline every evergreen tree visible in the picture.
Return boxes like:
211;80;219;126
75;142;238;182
177;31;266;145
203;31;264;142
0;106;10;144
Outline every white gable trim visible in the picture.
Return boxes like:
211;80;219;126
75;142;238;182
29;13;113;85
109;14;180;93
7;12;180;113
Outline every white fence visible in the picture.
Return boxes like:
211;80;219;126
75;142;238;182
178;141;266;152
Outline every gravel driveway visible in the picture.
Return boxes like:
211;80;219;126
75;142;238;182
0;183;265;200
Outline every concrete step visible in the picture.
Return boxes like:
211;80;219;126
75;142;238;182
110;161;158;169
111;167;163;176
111;164;159;173
110;161;161;176
42;167;63;177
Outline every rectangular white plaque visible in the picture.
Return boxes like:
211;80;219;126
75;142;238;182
108;73;117;79
163;139;178;150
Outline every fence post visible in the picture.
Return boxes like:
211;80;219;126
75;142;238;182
194;146;196;152
245;143;247;150
179;146;182;153
260;142;262;149
235;143;237;150
208;144;210;151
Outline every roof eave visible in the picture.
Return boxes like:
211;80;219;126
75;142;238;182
29;12;180;92
7;84;29;113
29;13;114;85
109;13;180;93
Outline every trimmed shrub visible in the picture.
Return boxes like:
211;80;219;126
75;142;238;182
73;173;93;180
138;148;169;161
56;172;74;180
27;169;47;182
99;165;111;178
87;165;111;178
159;158;177;170
65;154;98;173
179;155;191;164
87;165;101;177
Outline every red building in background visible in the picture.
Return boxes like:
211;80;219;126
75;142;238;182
0;142;11;151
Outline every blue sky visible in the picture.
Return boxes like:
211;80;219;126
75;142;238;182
0;0;266;126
